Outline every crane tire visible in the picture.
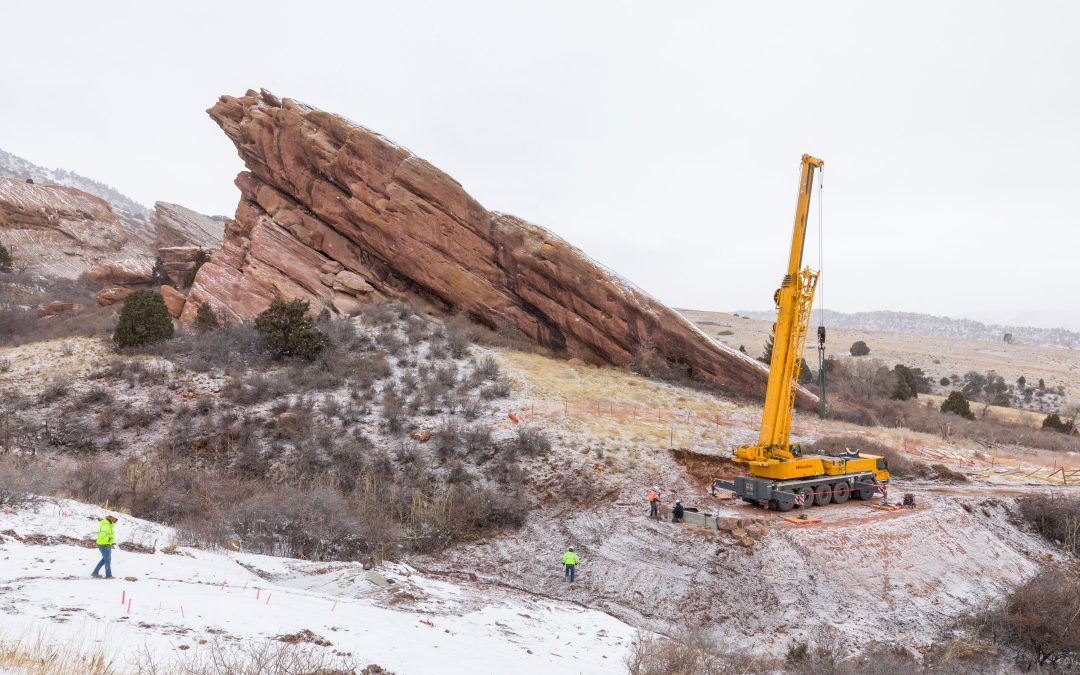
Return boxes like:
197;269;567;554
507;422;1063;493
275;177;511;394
773;499;794;512
856;486;877;500
813;484;832;506
832;483;850;503
797;486;815;507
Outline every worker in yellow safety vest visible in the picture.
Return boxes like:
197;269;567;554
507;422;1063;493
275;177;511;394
562;546;580;583
91;515;118;579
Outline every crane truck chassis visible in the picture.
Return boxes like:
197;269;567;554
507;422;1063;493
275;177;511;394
711;466;885;513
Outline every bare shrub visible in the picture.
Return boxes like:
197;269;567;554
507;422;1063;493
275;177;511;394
380;387;407;434
37;376;72;405
376;326;407;356
432;421;462;461
462;425;495;459
0;456;62;508
148;323;262;372
1019;494;1080;556
982;568;1080;669
929;463;967;483
513;426;552;457
79;385;113;407
625;630;776;675
444;315;472;359
479;378;511;400
133;636;361;674
467;355;500;386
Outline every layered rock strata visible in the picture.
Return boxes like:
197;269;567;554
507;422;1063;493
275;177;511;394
190;89;788;400
152;202;225;250
0;178;129;279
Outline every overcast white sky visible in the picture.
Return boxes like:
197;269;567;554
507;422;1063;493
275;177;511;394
3;1;1078;322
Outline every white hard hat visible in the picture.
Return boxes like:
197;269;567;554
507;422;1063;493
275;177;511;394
568;546;574;551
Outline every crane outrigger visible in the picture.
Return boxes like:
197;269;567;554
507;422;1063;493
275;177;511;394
712;155;890;511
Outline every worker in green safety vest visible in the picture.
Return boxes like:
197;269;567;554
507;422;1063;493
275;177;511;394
91;515;118;579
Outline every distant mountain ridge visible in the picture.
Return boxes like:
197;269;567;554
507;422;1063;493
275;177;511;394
736;308;1080;349
0;148;151;222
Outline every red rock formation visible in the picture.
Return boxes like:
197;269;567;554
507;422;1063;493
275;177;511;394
152;202;225;250
38;301;74;317
95;286;133;306
0;178;128;278
88;259;154;286
193;89;792;400
160;285;185;318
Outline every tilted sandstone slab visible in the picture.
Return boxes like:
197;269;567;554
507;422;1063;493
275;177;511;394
0;178;129;278
152;202;225;250
193;88;793;400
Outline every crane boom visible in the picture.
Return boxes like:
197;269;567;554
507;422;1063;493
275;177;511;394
757;154;822;452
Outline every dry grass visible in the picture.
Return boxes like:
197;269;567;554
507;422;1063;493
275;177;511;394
682;309;1080;403
493;349;743;454
0;630;116;674
921;393;1049;429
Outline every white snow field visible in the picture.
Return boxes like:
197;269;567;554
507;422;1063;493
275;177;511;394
0;497;637;673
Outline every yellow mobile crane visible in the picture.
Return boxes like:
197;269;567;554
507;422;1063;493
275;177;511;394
712;155;890;512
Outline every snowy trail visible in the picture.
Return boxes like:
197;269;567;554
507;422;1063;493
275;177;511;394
1;499;637;674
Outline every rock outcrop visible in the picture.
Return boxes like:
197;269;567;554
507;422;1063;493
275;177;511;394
95;286;133;306
160;285;186;318
0;178;130;279
152;202;225;250
192;89;788;400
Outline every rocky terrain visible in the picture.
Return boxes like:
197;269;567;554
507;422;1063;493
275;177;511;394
152;201;225;250
177;89;787;404
0;147;153;243
0;177;142;279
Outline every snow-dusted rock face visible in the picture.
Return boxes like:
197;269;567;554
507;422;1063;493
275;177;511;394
0;147;155;250
152;201;225;250
191;88;781;400
0;177;132;279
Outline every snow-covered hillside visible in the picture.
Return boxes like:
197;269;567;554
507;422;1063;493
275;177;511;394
1;497;636;674
0;148;151;222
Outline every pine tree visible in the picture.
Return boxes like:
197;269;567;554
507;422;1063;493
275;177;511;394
254;298;329;360
759;332;774;364
940;391;975;420
150;257;170;286
193;302;219;332
182;249;211;288
0;242;12;273
113;290;174;348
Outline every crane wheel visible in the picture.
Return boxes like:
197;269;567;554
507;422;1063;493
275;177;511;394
832;483;850;503
813;484;832;506
797;486;815;507
773;499;794;512
855;486;877;500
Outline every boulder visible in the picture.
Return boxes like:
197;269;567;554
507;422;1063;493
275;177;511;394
333;270;374;295
88;259;154;286
190;88;814;403
38;301;74;317
95;286;133;306
160;285;186;318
